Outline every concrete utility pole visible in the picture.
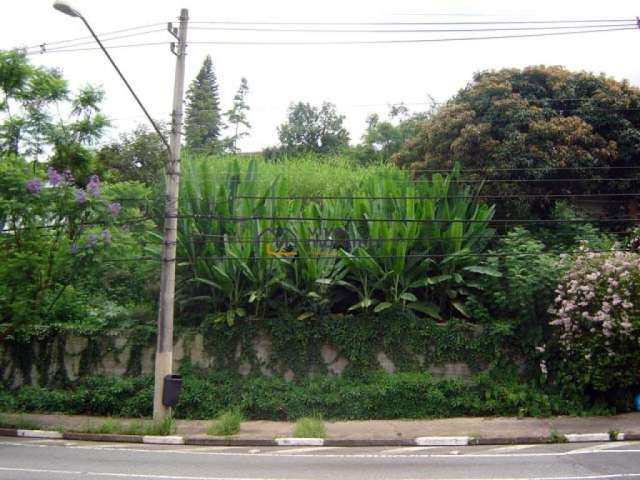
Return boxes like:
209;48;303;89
153;8;189;420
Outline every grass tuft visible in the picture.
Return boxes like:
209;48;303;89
0;414;39;430
292;416;326;438
208;409;243;436
82;417;175;436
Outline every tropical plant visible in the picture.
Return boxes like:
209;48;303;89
176;155;496;324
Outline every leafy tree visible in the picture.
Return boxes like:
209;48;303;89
276;101;349;155
352;103;431;164
224;77;250;152
184;55;223;153
393;66;640;219
96;124;168;186
0;50;109;180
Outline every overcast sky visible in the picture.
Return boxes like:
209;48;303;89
2;0;639;151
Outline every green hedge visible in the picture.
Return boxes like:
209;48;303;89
0;371;614;420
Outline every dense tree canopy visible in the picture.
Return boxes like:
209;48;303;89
394;66;640;219
275;101;349;155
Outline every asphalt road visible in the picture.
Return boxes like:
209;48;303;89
0;438;639;480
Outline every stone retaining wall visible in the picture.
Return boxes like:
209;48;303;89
0;331;474;387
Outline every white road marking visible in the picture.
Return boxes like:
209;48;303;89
0;467;298;480
271;446;338;454
1;439;640;459
568;442;640;454
2;465;640;480
380;446;437;454
488;445;540;452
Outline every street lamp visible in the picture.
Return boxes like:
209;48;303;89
52;1;170;150
52;1;80;17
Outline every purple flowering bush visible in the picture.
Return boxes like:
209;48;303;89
0;158;157;341
548;245;640;400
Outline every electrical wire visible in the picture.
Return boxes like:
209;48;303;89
186;27;637;45
186;229;634;244
169;177;640;185
172;214;639;224
189;18;637;26
22;25;637;55
189;22;637;34
210;192;640;201
23;41;169;55
23;28;168;55
96;248;639;263
21;22;168;50
174;248;637;261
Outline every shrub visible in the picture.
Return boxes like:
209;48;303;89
208;408;243;436
467;227;562;364
293;416;326;438
0;371;606;420
548;247;640;403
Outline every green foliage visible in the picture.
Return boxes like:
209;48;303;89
0;370;610;420
351;104;431;164
208;408;243;436
466;228;563;364
177;155;495;326
293;416;326;438
185;55;223;152
96;125;168;187
273;102;350;156
394;65;640;220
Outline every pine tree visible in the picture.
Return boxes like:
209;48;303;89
224;77;251;152
184;55;222;152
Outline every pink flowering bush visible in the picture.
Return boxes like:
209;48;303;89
548;245;640;400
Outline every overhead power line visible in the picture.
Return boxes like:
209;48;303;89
172;214;639;224
174;248;638;262
24;28;167;55
21;22;167;50
189;22;637;33
189;18;637;26
186;27;637;45
23;25;637;55
100;248;639;263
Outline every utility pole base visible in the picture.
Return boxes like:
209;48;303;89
153;350;173;420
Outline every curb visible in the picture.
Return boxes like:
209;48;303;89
0;429;637;447
565;433;611;443
17;429;63;439
275;438;324;446
416;436;470;446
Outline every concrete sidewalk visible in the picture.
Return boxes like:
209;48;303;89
1;412;639;445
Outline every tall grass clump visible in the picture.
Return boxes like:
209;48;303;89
178;154;497;325
207;408;243;436
293;416;326;438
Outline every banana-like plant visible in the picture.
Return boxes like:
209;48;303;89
177;155;499;323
